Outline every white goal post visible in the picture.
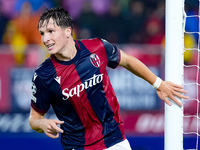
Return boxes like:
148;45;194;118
165;0;185;149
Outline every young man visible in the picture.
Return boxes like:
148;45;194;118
29;8;188;150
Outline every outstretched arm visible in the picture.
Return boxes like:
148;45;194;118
29;107;64;139
119;50;189;106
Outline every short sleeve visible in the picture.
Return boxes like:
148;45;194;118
101;39;121;69
31;73;50;114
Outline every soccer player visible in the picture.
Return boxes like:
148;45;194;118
29;7;188;150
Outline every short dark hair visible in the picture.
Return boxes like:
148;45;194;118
38;7;73;30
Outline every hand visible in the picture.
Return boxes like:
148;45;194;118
156;81;189;107
40;119;64;139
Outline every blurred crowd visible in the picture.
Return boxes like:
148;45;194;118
0;0;198;65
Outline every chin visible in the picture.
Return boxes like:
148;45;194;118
48;49;57;55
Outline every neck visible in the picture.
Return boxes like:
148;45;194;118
55;38;77;61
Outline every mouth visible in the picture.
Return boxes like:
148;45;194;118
46;43;55;51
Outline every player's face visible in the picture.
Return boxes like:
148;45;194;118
39;18;71;56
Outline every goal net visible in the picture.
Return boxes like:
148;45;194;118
183;0;200;149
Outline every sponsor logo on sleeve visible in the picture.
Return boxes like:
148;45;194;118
33;73;38;81
31;82;37;103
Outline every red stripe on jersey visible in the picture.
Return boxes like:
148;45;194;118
51;56;107;149
81;39;125;140
103;72;126;140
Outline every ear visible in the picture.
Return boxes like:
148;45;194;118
65;27;72;38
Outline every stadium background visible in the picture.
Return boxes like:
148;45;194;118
0;0;198;149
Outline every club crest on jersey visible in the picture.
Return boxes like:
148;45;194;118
90;54;100;68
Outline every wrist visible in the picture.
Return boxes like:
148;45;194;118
35;118;46;133
152;77;162;89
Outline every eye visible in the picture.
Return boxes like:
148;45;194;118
49;30;54;33
39;32;44;36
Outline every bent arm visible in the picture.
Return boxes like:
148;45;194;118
29;106;46;133
29;107;64;139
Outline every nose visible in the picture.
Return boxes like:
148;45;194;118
42;33;50;44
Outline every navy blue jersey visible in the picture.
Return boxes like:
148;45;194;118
31;38;125;150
